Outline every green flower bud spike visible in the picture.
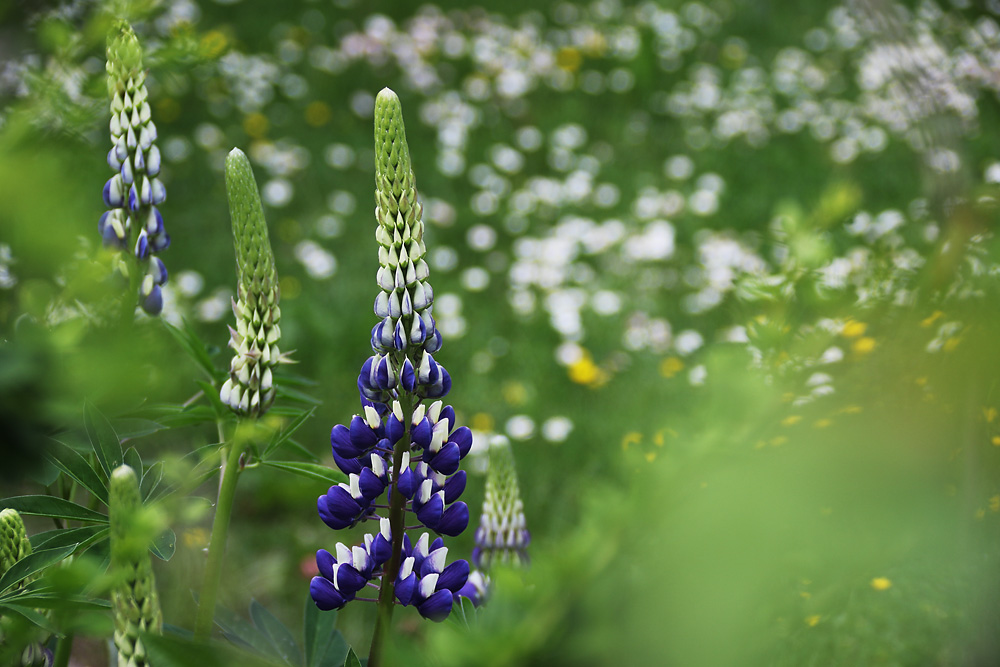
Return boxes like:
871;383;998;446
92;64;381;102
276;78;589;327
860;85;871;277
0;509;32;581
219;148;292;417
110;465;161;667
472;439;530;570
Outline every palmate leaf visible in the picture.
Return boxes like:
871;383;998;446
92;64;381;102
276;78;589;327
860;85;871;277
141;630;285;667
259;462;346;487
30;526;108;552
45;440;108;505
250;599;303;666
262;407;316;460
0;495;108;524
84;401;123;477
0;603;58;633
303;594;348;667
0;543;78;594
150;527;176;561
162;319;220;381
140;461;164;500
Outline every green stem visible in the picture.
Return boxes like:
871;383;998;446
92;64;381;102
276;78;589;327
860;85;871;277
194;432;245;640
52;633;73;667
369;394;414;667
119;251;139;329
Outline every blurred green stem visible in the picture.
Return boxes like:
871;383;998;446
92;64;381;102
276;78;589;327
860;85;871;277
194;432;245;640
369;394;414;667
119;252;139;328
52;633;72;667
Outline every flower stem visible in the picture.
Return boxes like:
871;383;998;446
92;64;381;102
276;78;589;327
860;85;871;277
194;433;245;640
52;633;73;667
369;394;414;667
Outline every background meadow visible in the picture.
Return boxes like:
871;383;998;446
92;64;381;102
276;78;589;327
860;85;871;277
2;0;1000;664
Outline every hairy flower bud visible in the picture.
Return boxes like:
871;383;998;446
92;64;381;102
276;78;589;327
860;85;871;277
472;438;530;571
0;508;32;581
220;148;290;418
109;466;161;667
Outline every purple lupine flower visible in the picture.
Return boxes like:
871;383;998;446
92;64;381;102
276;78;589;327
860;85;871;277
311;89;471;623
101;22;169;315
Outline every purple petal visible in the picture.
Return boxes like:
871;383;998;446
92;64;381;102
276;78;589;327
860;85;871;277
437;559;470;593
428;442;460;476
316;549;336;580
436;502;469;537
395;573;417;606
416;589;453;622
449;426;473;459
443;470;466;504
317;495;352;530
310;576;349;611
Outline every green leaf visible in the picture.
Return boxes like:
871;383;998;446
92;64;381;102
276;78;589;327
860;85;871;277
162;319;219;380
45;441;109;505
304;594;348;667
1;591;110;611
263;407;316;460
84;401;122;477
0;495;108;524
150;527;176;561
0;543;77;594
140;461;164;501
123;446;143;477
114;418;166;439
343;648;361;667
196;379;229;417
274;384;322;406
259;462;346;487
214;603;282;660
141;630;285;667
250;599;304;666
30;525;106;551
0;603;58;633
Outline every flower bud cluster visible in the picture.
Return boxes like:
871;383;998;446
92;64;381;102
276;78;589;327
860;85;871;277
100;21;169;315
471;439;530;570
109;465;161;667
219;148;290;417
0;508;32;581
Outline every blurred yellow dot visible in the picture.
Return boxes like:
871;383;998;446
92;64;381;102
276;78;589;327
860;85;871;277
799;591;812;600
304;101;331;127
984;407;997;423
502;381;528;405
156;98;180;123
770;436;787;447
556;46;582;72
915;377;928;387
943;337;961;352
659;356;684;378
989;495;1000;513
805;615;821;627
621;432;641;451
921;310;943;327
471;412;494;432
976;508;986;520
754;440;767;450
653;430;665;447
870;577;892;591
644;451;657;463
781;392;795;403
841;320;867;338
279;276;301;299
781;415;802;426
852;337;876;354
243;112;269;139
200;29;229;58
814;418;832;428
568;355;600;385
278;218;301;243
182;528;209;549
841;405;863;414
991;436;1000;446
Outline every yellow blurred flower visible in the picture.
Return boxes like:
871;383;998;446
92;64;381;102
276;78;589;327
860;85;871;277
991;436;1000;447
921;310;944;327
870;577;892;591
989;495;1000;513
621;432;641;451
471;412;494;432
304;101;331;127
805;615;821;627
200;29;229;59
659;356;684;378
183;527;209;549
814;418;832;428
556;46;582;72
841;320;867;338
781;415;802;426
243;112;269;138
568;353;608;387
852;337;876;354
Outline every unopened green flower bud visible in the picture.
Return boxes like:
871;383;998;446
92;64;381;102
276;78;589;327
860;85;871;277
472;437;530;570
220;148;290;417
109;465;161;667
0;508;32;581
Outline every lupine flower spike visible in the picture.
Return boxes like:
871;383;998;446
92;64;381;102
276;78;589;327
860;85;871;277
0;509;32;580
459;437;530;606
109;466;162;667
100;21;169;315
219;148;292;417
310;89;471;627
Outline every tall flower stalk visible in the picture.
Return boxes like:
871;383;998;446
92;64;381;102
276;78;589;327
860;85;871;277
100;21;169;316
109;466;162;667
195;148;287;640
309;88;472;666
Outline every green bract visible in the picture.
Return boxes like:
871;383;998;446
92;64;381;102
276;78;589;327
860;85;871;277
0;508;32;581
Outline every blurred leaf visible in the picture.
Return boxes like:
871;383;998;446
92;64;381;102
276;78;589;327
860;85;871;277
0;603;58;633
282;439;320;464
27;457;60;488
3;591;110;611
274;384;322;406
162;319;220;380
250;599;304;666
303;594;341;667
150;527;176;561
262;407;316;460
123;447;143;477
214;602;283;660
46;440;109;505
0;543;77;594
155;404;221;428
30;525;107;552
259;461;345;487
84;401;122;477
140;461;164;501
141;630;285;667
0;495;107;523
343;648;361;667
114;418;167;439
